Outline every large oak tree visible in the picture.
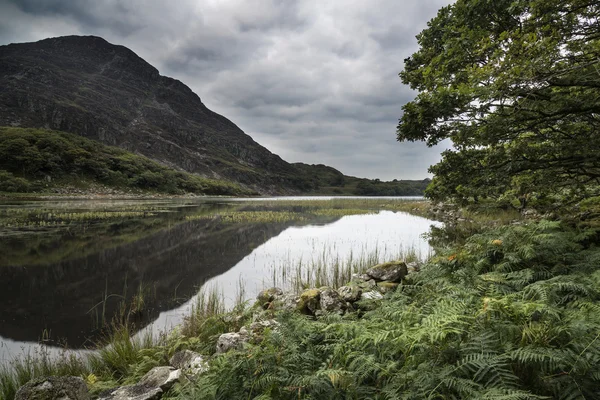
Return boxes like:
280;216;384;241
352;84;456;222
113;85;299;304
398;0;600;207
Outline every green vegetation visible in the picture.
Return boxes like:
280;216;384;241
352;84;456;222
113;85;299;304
0;127;252;196
270;245;421;292
398;0;600;208
293;162;430;196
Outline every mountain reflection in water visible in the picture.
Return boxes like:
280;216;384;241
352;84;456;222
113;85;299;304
0;198;439;364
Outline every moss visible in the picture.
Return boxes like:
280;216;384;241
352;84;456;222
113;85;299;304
297;289;321;314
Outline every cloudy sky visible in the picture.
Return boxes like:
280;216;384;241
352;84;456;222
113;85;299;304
0;0;452;180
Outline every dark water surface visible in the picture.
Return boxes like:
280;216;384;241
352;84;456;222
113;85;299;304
0;197;439;364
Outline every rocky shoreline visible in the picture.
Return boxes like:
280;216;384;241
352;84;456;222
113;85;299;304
13;259;417;400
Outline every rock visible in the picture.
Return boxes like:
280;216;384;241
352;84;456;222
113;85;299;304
169;350;208;376
216;332;249;353
97;385;162;400
338;285;362;302
239;319;280;336
361;290;384;301
319;288;346;314
362;279;377;289
406;262;420;274
377;281;400;294
16;376;90;400
138;366;180;391
256;287;284;308
366;261;408;282
296;288;321;315
273;293;299;311
351;273;371;282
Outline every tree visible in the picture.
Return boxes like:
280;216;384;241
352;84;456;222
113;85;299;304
398;0;600;207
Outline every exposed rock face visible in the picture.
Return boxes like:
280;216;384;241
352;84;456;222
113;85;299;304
366;261;408;282
0;36;306;194
15;376;90;400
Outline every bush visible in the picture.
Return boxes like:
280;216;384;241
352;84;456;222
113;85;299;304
0;170;30;192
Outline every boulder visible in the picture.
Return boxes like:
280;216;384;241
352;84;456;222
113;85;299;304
272;293;299;311
169;350;208;376
16;376;90;400
256;287;284;308
361;290;384;301
350;273;371;282
319;288;346;314
406;262;420;274
216;332;249;353
337;285;362;302
97;385;162;400
138;366;180;391
377;281;400;294
366;261;408;282
296;288;321;315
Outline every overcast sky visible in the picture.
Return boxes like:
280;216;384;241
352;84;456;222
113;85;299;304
0;0;452;180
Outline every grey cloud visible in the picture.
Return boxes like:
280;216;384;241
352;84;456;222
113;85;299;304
0;0;454;179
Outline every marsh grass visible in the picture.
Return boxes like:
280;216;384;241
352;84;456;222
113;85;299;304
0;346;90;400
269;243;425;292
179;285;250;355
0;210;156;228
186;210;307;223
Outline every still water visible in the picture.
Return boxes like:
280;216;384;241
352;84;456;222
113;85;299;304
0;197;440;364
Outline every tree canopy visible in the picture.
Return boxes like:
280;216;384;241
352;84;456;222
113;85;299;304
398;0;600;207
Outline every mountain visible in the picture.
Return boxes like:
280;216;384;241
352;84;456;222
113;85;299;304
0;35;307;193
0;35;427;195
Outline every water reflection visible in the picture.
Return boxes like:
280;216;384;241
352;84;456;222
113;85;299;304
0;198;439;364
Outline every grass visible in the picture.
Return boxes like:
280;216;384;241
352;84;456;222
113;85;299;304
0;197;435;399
269;244;424;292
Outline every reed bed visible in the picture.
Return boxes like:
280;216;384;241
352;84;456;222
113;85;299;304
186;210;307;223
268;243;426;292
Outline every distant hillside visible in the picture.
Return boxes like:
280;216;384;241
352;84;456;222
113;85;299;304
0;36;312;194
0;36;428;196
0;127;251;196
293;162;430;196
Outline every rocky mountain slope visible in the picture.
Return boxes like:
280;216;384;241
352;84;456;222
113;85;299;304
0;35;427;195
0;35;306;193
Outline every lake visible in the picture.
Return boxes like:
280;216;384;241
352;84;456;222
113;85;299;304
0;197;440;365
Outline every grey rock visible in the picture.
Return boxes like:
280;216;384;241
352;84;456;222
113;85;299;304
256;287;284;306
338;285;362;302
138;366;180;391
16;376;90;400
169;350;208;376
97;385;162;400
297;289;321;315
366;261;408;282
216;332;249;353
319;288;346;313
351;273;371;282
406;262;420;274
361;290;384;300
274;294;299;311
377;281;400;294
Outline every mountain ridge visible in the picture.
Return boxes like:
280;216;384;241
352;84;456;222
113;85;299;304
0;35;427;195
